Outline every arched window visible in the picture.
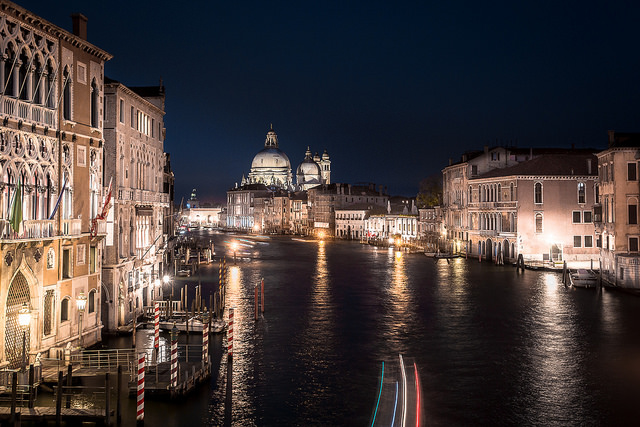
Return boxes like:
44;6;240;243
61;297;69;322
535;213;543;233
33;56;43;105
46;60;56;108
4;45;16;97
534;182;543;204
88;289;96;313
497;184;501;202
62;67;71;120
18;49;29;100
90;79;99;128
578;182;586;204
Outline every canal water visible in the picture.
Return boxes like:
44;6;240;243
108;232;640;426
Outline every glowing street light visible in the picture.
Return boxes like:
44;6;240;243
18;302;31;370
231;241;238;263
77;292;87;348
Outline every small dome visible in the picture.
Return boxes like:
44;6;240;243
297;157;321;177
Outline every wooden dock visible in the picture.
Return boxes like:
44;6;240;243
0;406;113;424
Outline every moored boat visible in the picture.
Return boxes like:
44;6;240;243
570;269;598;288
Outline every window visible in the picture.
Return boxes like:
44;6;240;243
90;79;99;128
578;182;585;204
43;289;54;336
90;246;97;274
62;68;71;121
62;248;71;279
61;298;69;322
583;211;592;223
471;165;478;176
88;290;96;313
119;99;125;123
574;236;582;248
491;152;500;161
130;106;135;127
534;182;543;204
629;163;637;181
629;203;638;225
572;211;581;223
535;213;543;233
620;267;625;280
630;237;639;252
77;145;86;167
584;236;593;247
77;62;87;84
77;244;86;265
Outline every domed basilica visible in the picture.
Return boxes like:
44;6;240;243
241;126;330;191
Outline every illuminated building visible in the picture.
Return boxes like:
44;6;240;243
0;3;111;365
595;131;640;287
101;78;169;331
466;152;599;264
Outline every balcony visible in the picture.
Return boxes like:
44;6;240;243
2;98;57;127
0;219;56;240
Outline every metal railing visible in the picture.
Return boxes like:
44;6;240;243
1;97;57;127
70;349;136;371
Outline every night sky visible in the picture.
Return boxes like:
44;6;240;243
19;0;640;203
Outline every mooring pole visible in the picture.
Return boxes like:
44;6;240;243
66;363;72;408
105;372;111;427
55;370;63;427
254;284;258;320
224;308;234;427
117;365;123;426
28;363;35;408
261;278;265;314
136;353;145;426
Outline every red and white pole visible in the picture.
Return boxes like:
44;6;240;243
228;308;234;357
154;302;159;353
260;277;264;314
202;321;209;363
170;332;178;389
136;353;145;423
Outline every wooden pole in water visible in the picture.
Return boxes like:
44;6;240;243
117;365;123;426
261;278;264;314
254;284;258;320
28;363;35;408
105;372;111;427
66;364;72;408
209;293;213;324
55;370;63;427
10;371;17;425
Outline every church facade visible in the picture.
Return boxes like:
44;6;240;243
227;126;331;231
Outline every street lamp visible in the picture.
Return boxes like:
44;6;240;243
18;303;31;370
164;275;173;317
231;241;238;264
77;292;87;348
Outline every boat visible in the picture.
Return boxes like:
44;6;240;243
424;252;456;259
569;269;599;288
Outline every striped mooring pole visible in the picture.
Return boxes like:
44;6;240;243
154;302;160;353
170;324;178;389
228;308;234;357
202;321;209;363
136;353;145;424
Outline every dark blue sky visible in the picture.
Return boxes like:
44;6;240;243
20;0;640;203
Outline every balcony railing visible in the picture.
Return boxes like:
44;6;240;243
0;218;89;241
61;219;82;236
118;187;169;205
1;97;57;127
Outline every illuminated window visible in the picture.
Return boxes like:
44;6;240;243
573;236;582;248
584;236;593;247
535;213;543;233
578;183;585;204
534;182;542;204
572;211;581;223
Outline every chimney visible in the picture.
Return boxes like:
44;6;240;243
449;158;453;166
608;130;615;147
484;145;489;154
587;158;592;174
71;13;88;40
462;154;467;162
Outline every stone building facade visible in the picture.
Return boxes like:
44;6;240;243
0;4;111;366
101;78;168;331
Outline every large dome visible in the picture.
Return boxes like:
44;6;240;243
296;147;322;190
247;126;293;188
251;147;291;170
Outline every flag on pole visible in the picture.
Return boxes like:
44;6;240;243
100;177;113;219
48;174;68;220
9;178;23;234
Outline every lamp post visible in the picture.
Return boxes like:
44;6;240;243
18;303;31;370
231;242;238;264
77;292;86;348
